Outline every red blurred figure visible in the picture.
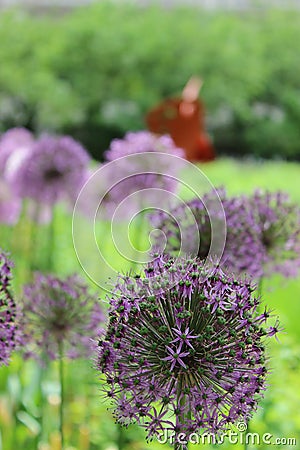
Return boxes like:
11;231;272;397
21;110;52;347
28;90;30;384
146;77;215;162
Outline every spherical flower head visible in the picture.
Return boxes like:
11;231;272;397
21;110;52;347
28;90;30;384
97;255;279;442
21;273;105;362
248;190;300;278
101;131;186;217
105;131;185;162
150;188;264;279
0;127;34;173
0;251;17;366
9;135;90;206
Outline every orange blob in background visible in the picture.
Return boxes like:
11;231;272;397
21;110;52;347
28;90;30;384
146;77;215;162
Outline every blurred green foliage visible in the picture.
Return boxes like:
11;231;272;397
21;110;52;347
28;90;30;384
0;2;300;160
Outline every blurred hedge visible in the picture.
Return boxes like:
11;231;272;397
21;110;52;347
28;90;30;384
0;2;300;160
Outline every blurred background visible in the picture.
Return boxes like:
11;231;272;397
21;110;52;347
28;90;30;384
0;1;300;450
0;0;300;160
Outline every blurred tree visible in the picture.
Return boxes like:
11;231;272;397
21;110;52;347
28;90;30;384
0;3;299;160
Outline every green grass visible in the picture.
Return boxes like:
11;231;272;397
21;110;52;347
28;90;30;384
200;157;300;201
1;157;300;450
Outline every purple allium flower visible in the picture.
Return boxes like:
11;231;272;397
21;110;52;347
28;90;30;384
97;255;279;443
0;127;34;174
0;179;21;225
0;251;17;366
100;131;185;217
247;190;300;278
20;273;105;362
151;188;264;279
105;131;185;162
8;135;90;207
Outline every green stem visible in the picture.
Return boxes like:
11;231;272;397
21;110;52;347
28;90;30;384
1;223;12;252
59;342;65;449
131;211;145;268
38;361;46;443
28;207;39;275
174;377;188;450
135;211;145;251
47;207;55;272
257;276;263;298
244;278;264;450
117;423;126;450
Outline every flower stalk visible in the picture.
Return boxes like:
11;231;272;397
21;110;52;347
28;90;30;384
59;341;65;449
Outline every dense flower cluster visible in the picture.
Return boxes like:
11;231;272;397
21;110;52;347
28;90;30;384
151;188;300;280
0;128;91;223
0;251;17;366
247;190;300;278
21;273;105;361
9;135;90;206
97;255;279;443
151;188;264;279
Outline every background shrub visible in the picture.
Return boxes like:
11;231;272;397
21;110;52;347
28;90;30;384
0;2;300;160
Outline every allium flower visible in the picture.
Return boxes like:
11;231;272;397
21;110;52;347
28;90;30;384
0;127;34;173
100;131;185;217
21;273;105;361
0;251;17;366
105;131;185;162
151;188;264;279
247;190;300;278
8;135;90;207
97;255;279;444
